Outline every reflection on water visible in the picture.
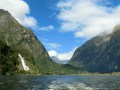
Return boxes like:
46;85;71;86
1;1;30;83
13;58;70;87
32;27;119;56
0;75;120;90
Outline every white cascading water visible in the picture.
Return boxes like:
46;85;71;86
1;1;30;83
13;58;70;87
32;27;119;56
18;53;29;71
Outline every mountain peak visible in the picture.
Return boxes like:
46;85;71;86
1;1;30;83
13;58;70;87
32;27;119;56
0;9;9;15
0;9;19;28
0;9;6;12
113;24;120;32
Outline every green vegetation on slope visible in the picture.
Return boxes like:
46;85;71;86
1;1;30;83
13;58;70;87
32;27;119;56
0;9;84;75
0;40;19;75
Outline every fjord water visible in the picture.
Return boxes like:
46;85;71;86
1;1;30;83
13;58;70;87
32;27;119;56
0;75;120;90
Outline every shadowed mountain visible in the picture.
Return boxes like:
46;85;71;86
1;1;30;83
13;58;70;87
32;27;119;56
69;25;120;73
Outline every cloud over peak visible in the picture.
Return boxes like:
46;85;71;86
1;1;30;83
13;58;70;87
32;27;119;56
0;0;37;28
57;0;120;38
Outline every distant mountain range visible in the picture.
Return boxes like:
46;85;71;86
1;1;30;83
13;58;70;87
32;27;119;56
69;25;120;73
51;56;68;64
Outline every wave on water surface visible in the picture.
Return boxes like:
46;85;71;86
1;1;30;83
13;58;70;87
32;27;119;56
48;80;93;90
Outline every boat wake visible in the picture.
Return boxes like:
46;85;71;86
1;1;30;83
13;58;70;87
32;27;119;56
48;81;93;90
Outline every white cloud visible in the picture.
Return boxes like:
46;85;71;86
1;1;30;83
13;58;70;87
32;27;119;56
39;25;55;31
48;50;58;57
57;0;120;38
43;42;61;49
0;0;37;28
48;48;76;61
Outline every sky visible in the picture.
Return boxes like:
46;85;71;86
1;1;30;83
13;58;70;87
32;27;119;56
0;0;120;61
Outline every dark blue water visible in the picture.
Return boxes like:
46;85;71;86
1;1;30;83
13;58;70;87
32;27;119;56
0;75;120;90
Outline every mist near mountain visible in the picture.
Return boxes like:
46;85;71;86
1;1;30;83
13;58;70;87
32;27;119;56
51;56;68;64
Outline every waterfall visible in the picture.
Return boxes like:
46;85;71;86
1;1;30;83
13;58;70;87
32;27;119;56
18;54;29;71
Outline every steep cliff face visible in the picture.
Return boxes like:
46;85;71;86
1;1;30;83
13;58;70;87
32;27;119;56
0;9;57;75
70;25;120;73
